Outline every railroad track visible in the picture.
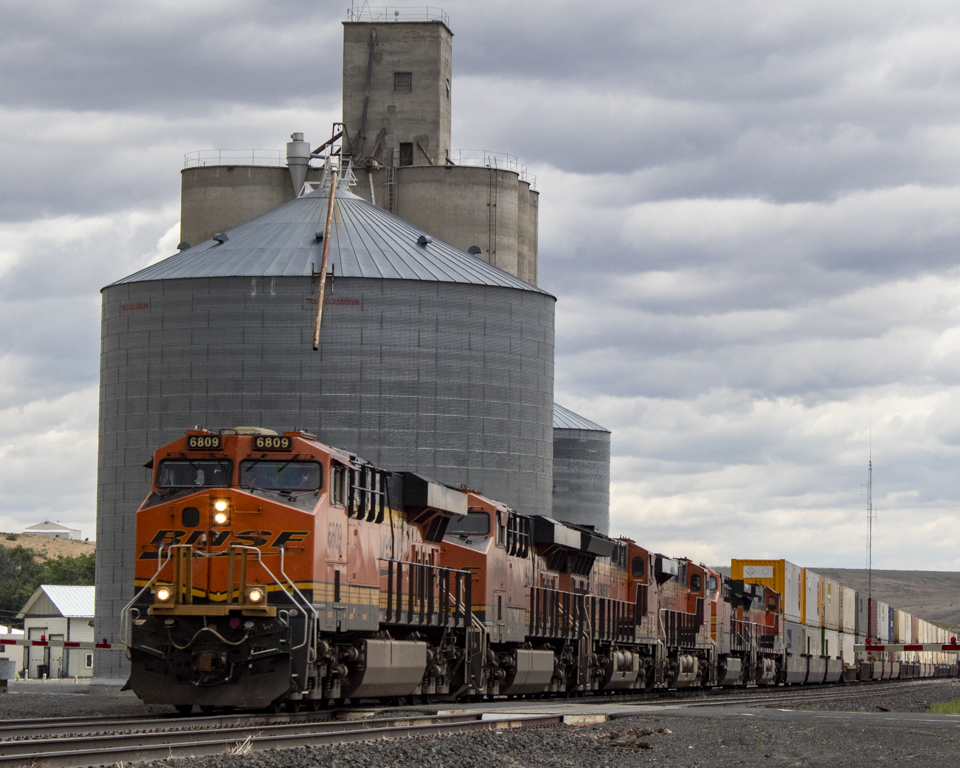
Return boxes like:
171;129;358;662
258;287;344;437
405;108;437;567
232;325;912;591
0;679;938;768
0;711;563;768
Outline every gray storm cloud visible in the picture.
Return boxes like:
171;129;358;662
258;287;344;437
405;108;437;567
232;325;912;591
1;0;960;567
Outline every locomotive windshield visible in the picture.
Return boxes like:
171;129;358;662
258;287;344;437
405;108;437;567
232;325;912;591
446;510;490;536
157;460;232;488
239;460;322;491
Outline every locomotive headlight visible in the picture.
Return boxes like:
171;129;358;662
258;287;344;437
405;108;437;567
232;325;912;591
211;498;231;526
246;587;265;604
156;586;173;603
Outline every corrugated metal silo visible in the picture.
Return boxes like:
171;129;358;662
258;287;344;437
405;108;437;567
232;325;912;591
94;186;556;681
551;403;611;534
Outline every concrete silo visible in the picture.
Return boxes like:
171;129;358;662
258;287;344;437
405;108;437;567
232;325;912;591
552;403;611;534
93;184;555;682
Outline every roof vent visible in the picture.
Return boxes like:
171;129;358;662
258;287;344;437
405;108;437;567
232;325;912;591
467;245;482;256
315;230;324;241
212;233;228;244
417;234;433;247
177;242;191;251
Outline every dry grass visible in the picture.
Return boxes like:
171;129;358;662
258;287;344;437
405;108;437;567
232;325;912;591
0;533;95;562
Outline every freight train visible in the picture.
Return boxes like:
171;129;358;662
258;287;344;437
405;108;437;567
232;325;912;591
123;427;956;712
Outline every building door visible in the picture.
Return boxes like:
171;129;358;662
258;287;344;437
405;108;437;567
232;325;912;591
27;627;46;678
48;634;64;678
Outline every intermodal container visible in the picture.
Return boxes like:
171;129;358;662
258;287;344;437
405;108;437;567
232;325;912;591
839;586;856;634
894;610;911;643
856;591;868;637
823;628;841;658
802;569;822;628
821;577;841;631
731;559;802;624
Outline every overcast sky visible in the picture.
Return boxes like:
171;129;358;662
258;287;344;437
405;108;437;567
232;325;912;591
3;0;960;570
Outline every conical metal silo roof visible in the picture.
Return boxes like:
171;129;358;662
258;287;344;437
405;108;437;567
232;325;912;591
553;403;610;432
109;189;550;294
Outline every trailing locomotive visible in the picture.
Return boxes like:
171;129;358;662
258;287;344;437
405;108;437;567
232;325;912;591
124;427;951;711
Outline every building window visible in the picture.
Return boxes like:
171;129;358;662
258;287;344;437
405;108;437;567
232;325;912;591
398;143;414;167
85;654;93;669
394;72;412;92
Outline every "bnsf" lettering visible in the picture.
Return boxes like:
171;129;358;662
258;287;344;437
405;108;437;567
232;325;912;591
139;530;308;559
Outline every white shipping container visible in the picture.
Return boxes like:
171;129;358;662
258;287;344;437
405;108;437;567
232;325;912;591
803;570;822;628
877;602;890;642
841;632;856;666
823;628;841;658
802;624;822;656
840;586;856;633
821;578;841;631
784;562;802;624
784;621;804;655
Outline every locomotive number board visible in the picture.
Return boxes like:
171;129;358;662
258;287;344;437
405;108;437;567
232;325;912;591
186;435;222;450
253;435;293;451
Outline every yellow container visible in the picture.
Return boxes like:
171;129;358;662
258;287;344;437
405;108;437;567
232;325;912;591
731;559;802;624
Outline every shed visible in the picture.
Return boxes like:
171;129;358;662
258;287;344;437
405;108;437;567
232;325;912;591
17;586;95;679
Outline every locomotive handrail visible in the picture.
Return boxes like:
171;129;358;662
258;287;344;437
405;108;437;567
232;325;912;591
278;545;319;654
120;544;177;646
229;545;315;653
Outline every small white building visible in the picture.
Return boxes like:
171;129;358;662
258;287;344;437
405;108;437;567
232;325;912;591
17;586;95;678
23;520;82;540
0;626;24;678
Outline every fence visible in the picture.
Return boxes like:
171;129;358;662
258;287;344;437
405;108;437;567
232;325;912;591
184;149;284;168
347;5;449;24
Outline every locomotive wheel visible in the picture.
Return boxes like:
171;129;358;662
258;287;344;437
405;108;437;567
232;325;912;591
199;705;216;714
268;698;284;714
175;704;193;716
286;700;303;713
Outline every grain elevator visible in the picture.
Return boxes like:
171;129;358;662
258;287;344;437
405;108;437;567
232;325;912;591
93;8;609;684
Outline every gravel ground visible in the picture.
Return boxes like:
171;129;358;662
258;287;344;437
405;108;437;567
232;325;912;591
3;681;960;766
0;682;167;719
791;678;960;713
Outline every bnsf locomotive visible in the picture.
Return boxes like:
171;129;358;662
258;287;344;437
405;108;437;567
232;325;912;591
123;427;944;712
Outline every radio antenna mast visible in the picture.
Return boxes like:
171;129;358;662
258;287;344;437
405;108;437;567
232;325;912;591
866;432;874;604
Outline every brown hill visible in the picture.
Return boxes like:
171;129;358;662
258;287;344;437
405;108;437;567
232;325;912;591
0;533;95;563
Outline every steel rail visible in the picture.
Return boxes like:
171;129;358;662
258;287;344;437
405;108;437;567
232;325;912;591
0;709;338;741
0;713;562;768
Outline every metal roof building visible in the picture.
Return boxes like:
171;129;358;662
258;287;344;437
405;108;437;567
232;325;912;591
552;403;611;534
95;185;556;682
18;586;96;620
23;521;81;540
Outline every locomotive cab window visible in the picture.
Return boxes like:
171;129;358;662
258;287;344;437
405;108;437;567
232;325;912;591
331;463;346;505
631;556;645;578
157;460;232;488
690;574;702;591
708;576;718;591
239;460;322;491
495;513;507;548
446;510;490;537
